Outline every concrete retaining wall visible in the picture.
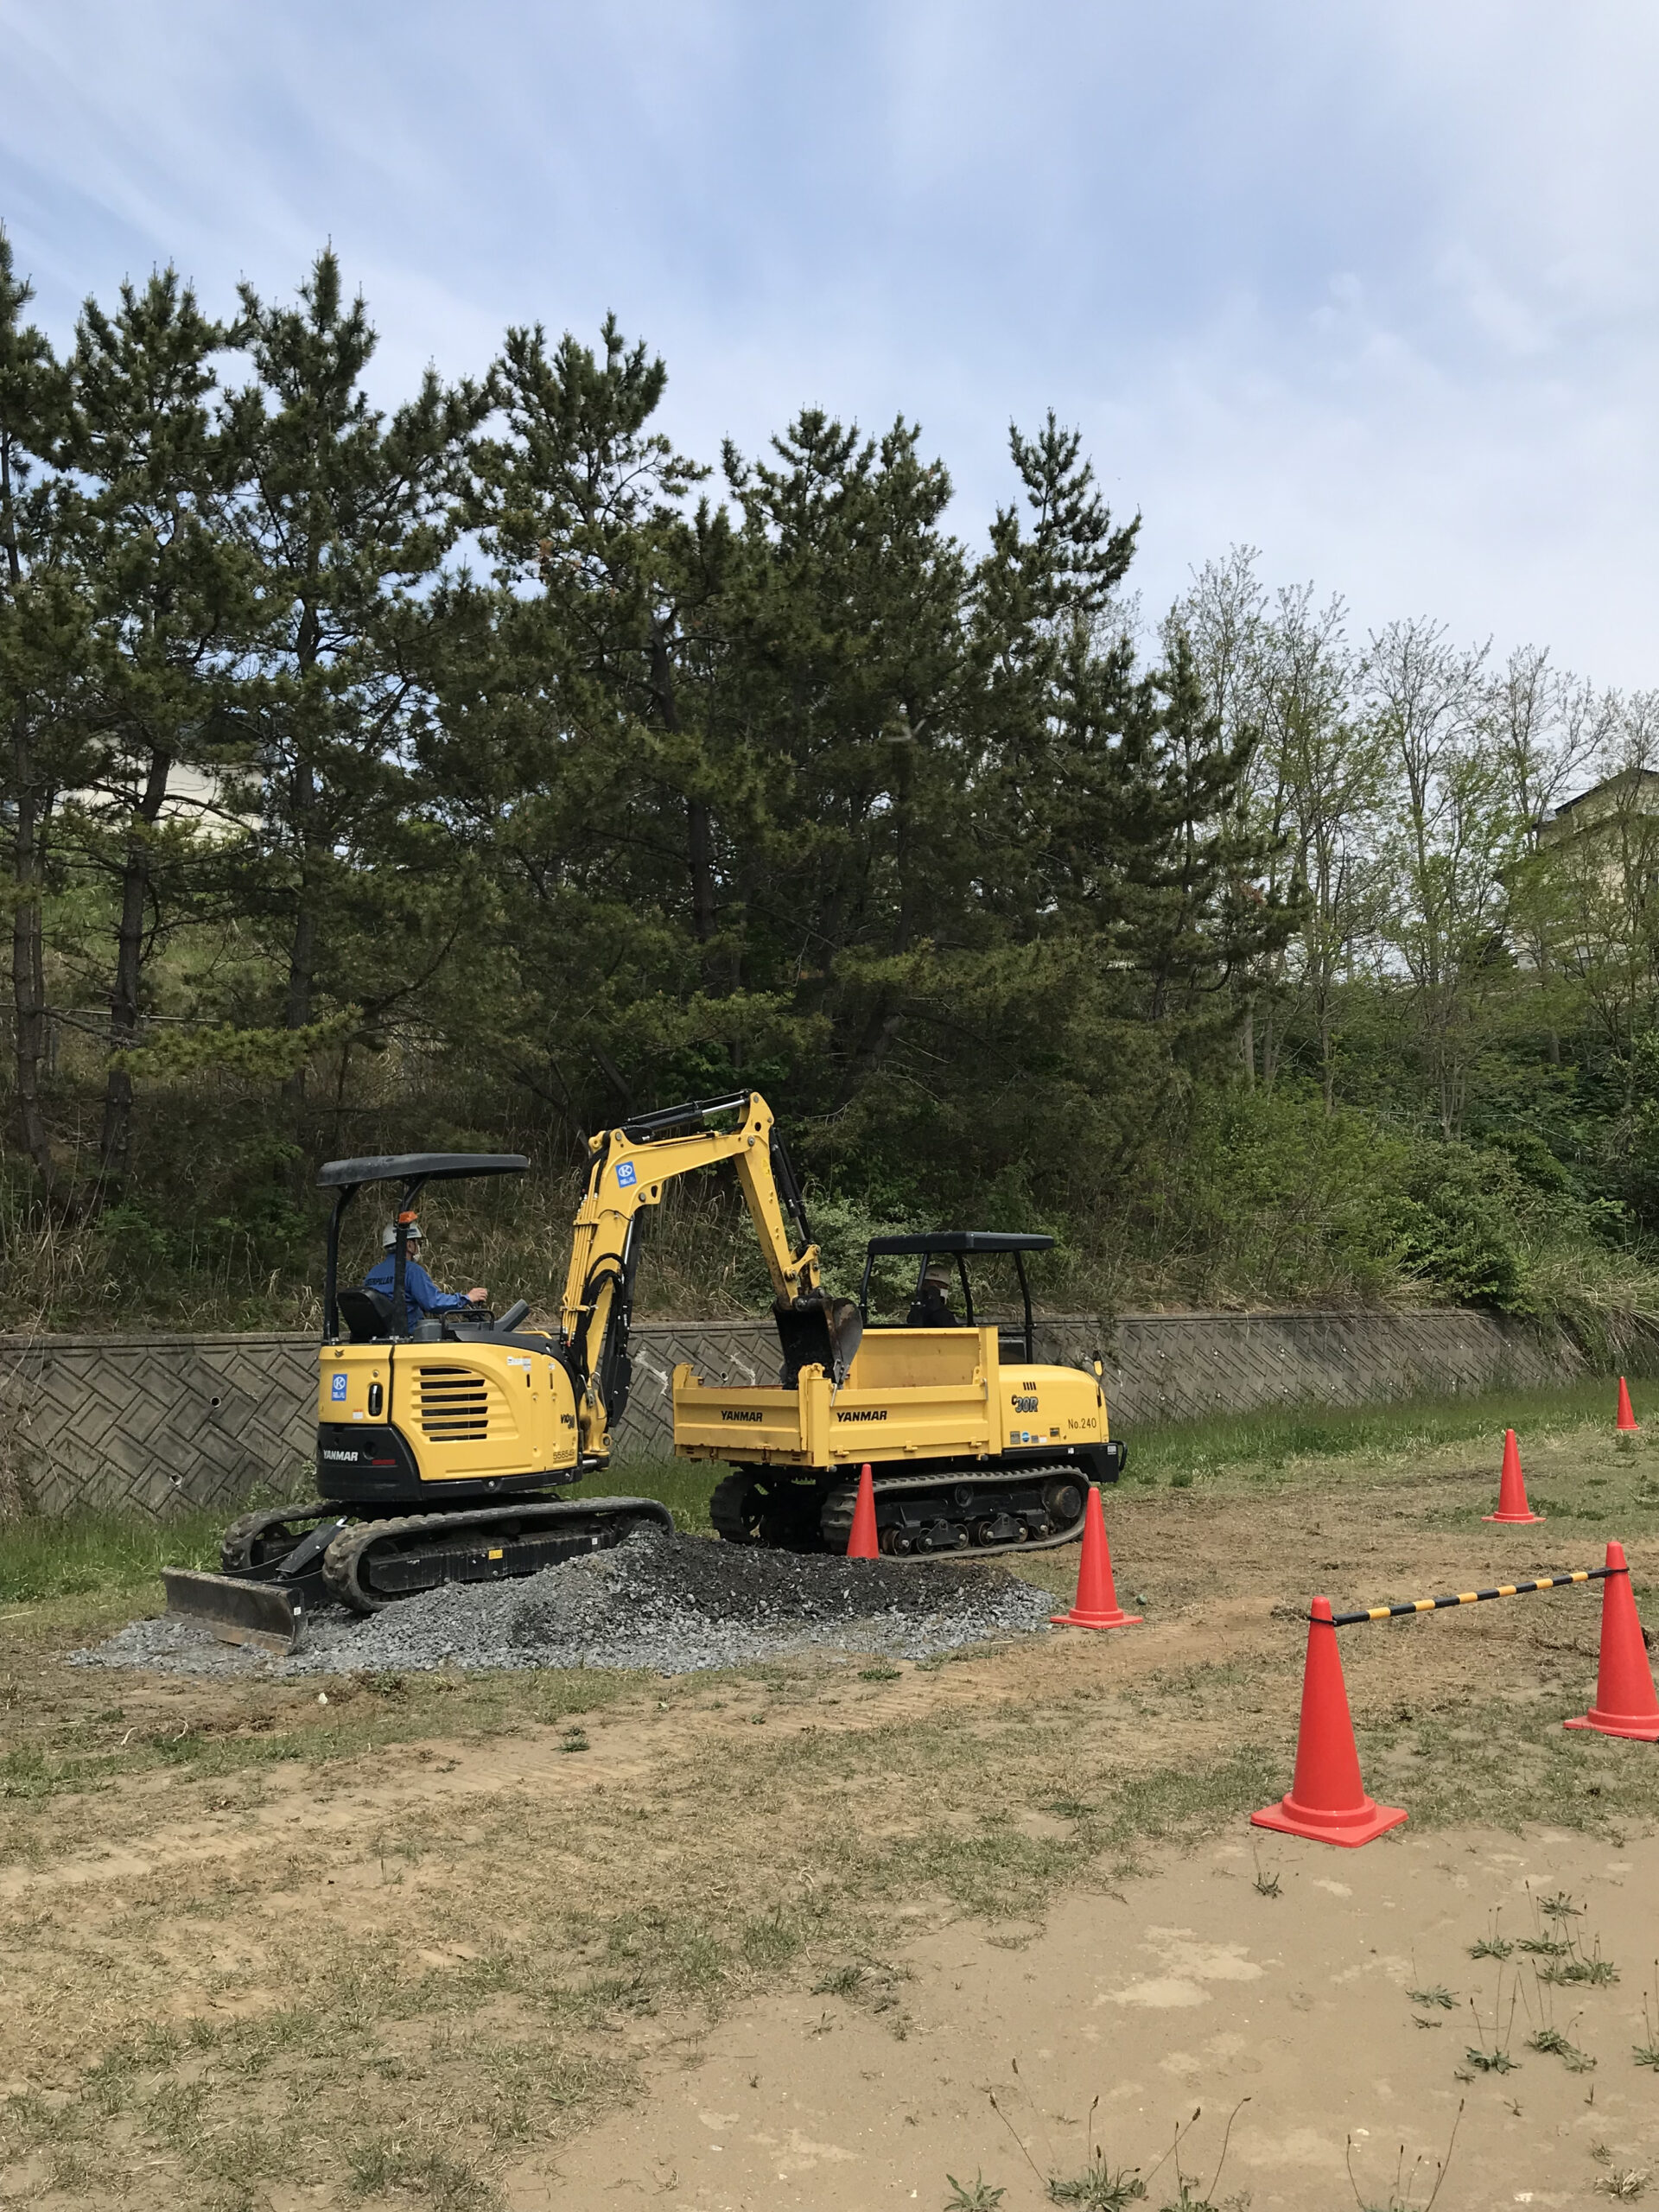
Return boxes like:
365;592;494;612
0;1307;1593;1520
615;1308;1588;1445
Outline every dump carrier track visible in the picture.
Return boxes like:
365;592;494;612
709;1460;1096;1556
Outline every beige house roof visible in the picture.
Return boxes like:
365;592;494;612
1537;766;1659;847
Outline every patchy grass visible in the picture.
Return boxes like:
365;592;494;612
0;1503;225;1605
588;1454;718;1534
4;1382;1659;2206
0;1659;641;1804
0;1682;1292;2206
1117;1378;1637;1492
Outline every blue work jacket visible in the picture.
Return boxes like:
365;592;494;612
363;1255;471;1318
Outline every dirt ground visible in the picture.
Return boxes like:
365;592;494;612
5;1412;1659;2209
546;1822;1659;2211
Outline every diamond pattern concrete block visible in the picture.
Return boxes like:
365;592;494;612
0;1311;1602;1521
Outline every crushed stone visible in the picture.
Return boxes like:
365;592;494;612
73;1528;1057;1680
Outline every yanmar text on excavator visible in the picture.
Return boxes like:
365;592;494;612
163;1092;1123;1652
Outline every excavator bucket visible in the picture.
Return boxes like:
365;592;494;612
162;1568;306;1656
774;1294;864;1386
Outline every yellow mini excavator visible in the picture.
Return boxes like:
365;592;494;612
163;1091;1122;1651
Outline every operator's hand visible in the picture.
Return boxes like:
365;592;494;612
466;1287;487;1304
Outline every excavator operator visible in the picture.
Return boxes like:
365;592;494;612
363;1220;487;1320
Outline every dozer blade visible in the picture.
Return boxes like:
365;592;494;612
162;1568;305;1656
775;1294;864;1385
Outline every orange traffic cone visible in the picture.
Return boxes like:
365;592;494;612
1484;1428;1543;1525
1252;1598;1408;1847
1051;1483;1141;1630
846;1464;879;1560
1617;1376;1640;1436
1565;1541;1659;1741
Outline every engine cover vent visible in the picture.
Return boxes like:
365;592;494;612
417;1365;490;1440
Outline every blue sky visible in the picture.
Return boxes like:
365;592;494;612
3;1;1656;684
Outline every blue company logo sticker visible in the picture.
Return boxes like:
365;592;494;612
616;1160;638;1188
331;1373;348;1402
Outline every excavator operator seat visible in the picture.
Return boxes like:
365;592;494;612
336;1287;391;1344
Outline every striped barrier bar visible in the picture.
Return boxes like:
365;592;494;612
1326;1564;1622;1628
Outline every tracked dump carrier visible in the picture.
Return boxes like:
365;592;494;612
681;1231;1124;1555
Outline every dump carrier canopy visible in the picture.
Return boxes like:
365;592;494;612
862;1231;1054;1255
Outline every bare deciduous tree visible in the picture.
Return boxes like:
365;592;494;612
1364;618;1507;1138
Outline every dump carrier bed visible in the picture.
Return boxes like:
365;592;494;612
673;1324;1107;1470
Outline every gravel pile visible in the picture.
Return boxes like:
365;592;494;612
74;1529;1056;1680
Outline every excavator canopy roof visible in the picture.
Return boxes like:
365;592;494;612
317;1153;529;1188
863;1230;1054;1256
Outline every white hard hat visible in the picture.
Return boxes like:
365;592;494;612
381;1219;423;1249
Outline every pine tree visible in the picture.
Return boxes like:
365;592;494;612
230;251;487;1125
65;267;260;1188
719;410;973;1102
457;315;768;1126
0;225;84;1204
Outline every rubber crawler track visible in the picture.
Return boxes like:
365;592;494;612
219;1502;335;1575
709;1463;1089;1557
709;1470;763;1543
818;1463;1090;1556
321;1496;674;1614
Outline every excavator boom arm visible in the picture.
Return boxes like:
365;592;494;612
560;1092;821;1454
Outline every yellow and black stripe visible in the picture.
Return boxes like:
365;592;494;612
1326;1565;1619;1629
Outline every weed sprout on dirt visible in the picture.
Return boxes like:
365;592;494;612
1529;2022;1596;2070
987;2081;1151;2209
1462;1975;1521;2075
1594;2171;1651;2202
1137;2099;1251;2212
1634;1964;1659;2069
1046;2155;1147;2208
1469;1910;1513;1961
944;2172;1007;2210
1520;1942;1598;2071
1345;2101;1462;2212
1541;1889;1587;1920
1539;1929;1618;1987
1516;1887;1587;1965
1249;1842;1281;1897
